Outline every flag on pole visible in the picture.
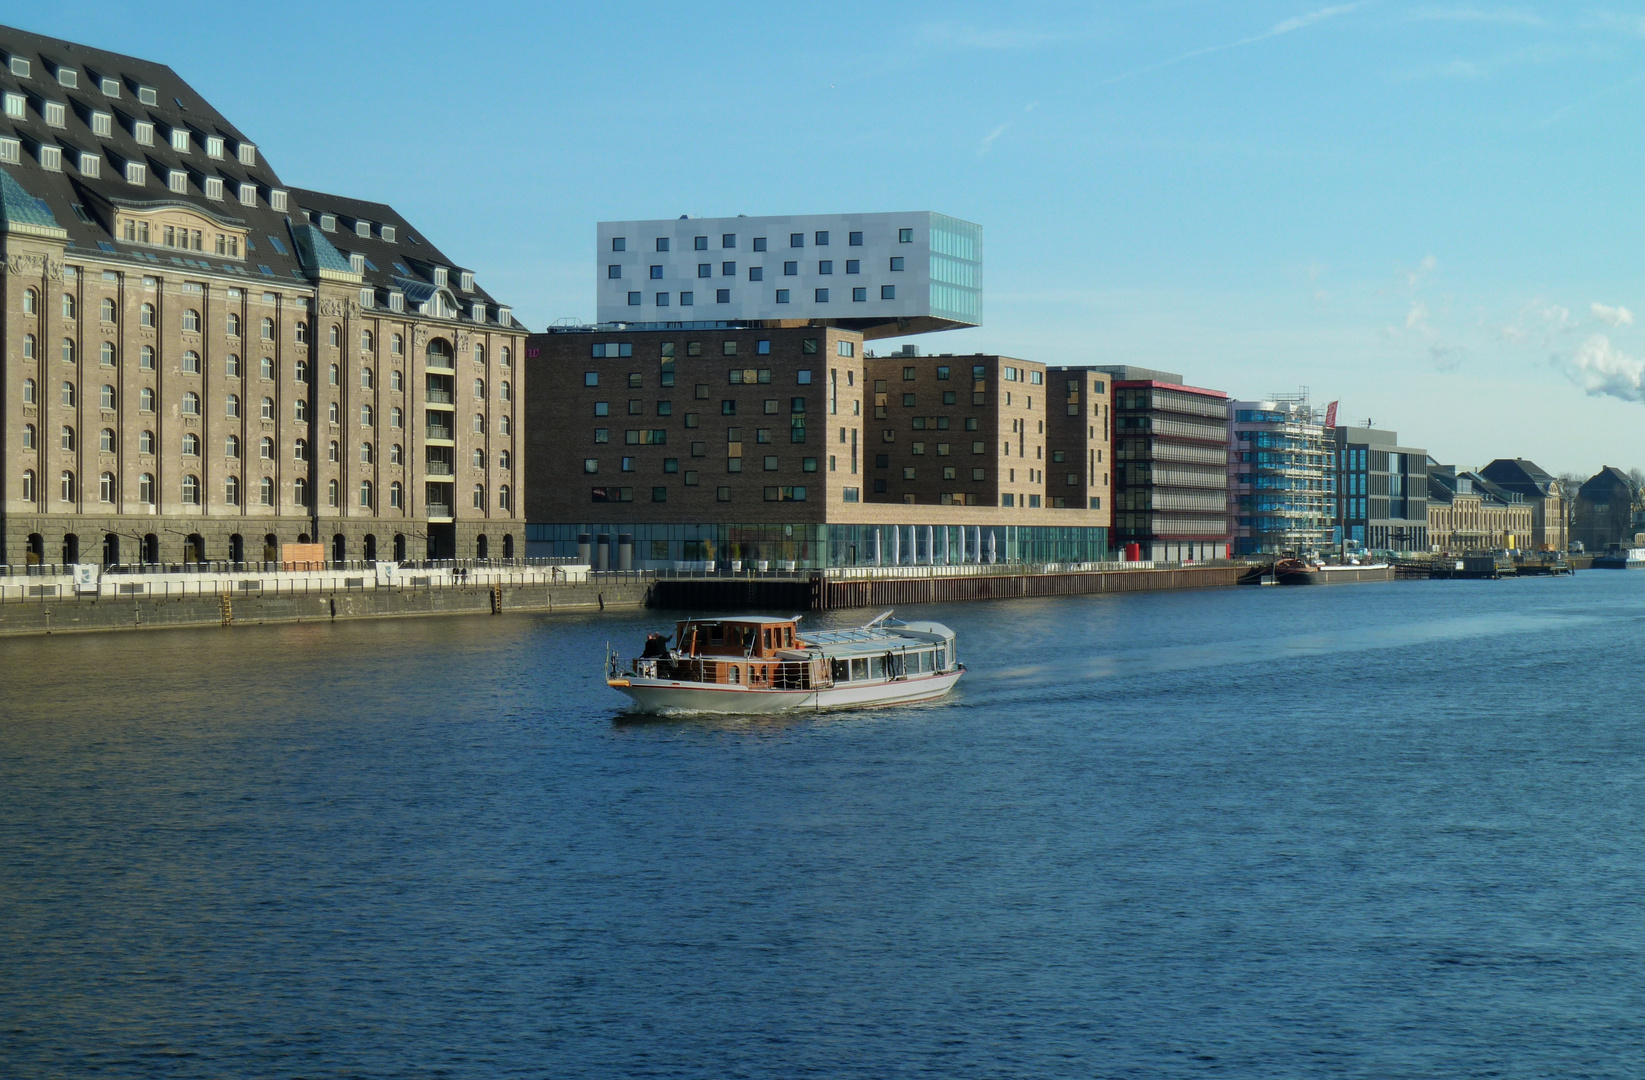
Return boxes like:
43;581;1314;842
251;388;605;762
1324;400;1339;428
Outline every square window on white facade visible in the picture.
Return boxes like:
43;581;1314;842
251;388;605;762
78;152;99;177
170;128;189;153
204;176;223;200
43;101;64;127
168;170;188;194
206;135;224;158
134;121;154;145
270;190;287;211
125;161;145;185
0;137;19;165
3;93;23;118
237;143;256;166
38;145;61;171
238;183;256;206
91;111;111;136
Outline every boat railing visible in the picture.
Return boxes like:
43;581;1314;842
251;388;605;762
609;653;830;690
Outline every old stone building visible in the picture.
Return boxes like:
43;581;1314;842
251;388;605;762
1;26;524;565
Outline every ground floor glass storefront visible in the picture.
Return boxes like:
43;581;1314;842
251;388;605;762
526;523;1109;569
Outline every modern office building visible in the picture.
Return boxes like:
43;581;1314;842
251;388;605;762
1333;426;1428;552
0;26;525;566
1098;366;1231;562
1571;466;1634;552
1426;464;1532;552
522;326;1112;568
595;213;981;338
1477;458;1566;552
1227;394;1336;555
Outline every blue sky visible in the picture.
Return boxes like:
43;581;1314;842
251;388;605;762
21;1;1645;472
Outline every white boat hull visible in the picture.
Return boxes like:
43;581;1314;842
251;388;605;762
611;669;964;715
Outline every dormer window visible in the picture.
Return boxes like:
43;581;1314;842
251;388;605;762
38;144;61;171
432;267;448;286
43;101;65;127
91;111;112;137
77;152;99;177
134;120;154;145
319;213;336;232
125;161;146;185
497;306;512;326
355;220;370;238
0;137;19;164
3;93;22;118
381;225;396;243
100;76;119;97
9;56;29;78
349;253;365;274
237;142;256;166
204;176;223;200
269;189;288;212
360;287;375;308
170;128;190;153
471;302;487;322
206;135;224;158
138;85;157;106
168;170;188;194
459;271;475;292
56;67;77;88
238;183;256;206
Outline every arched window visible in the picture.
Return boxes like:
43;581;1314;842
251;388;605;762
503;534;514;558
260;317;274;341
22;378;36;404
427;338;452;364
181;474;200;505
473;413;485;433
328;440;339;463
182;432;200;456
498;449;510;470
295;320;308;344
329;363;339;386
100;472;116;502
226;434;241;458
390;406;402;429
140;302;156;328
500;346;511;368
327;478;339;507
500;380;511;402
474;378;485;399
391;334;403;356
225;476;241;506
182;391;200;416
22;470;35;502
139;473;155;504
473;343;485;364
140;345;155;370
260;436;273;459
100;298;116;323
390;369;403;392
225;394;240;418
360;441;373;464
61;381;75;407
60;425;75;451
499;484;511;511
327;401;338;423
100;341;116;366
328;324;340;347
359;480;373;508
295;399;309;422
22;424;36;449
182;308;200;332
472;448;485;468
261;356;274;379
182;350;200;374
295;359;309;383
294;477;310;506
226;353;241;378
60;470;76;502
99;428;114;452
361;329;373;351
62;294;76;319
61;338;75;363
389;481;403;508
226;312;241;337
390;443;402;465
472;483;484;509
499;415;511;436
23;288;36;314
260;396;274;420
260;477;274;505
100;384;115;409
361;366;373;389
139;430;154;454
22;334;35;360
360;404;373;427
294;438;308;462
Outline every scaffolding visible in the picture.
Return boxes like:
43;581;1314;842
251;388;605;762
1229;389;1338;556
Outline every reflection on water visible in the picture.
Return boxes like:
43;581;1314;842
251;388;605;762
4;575;1645;1078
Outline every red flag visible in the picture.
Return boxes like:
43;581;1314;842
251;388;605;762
1324;400;1338;428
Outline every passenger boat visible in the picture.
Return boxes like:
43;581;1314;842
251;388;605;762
606;611;964;714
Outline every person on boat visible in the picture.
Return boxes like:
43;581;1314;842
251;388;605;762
641;632;669;658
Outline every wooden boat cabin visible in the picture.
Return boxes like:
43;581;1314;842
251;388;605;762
662;617;821;689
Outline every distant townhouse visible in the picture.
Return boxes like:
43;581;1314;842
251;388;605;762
1477;458;1566;552
1571;466;1635;552
1426;464;1533;552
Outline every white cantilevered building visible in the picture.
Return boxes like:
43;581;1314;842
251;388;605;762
596;212;981;338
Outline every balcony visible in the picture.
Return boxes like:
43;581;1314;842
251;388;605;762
426;503;453;521
426;353;454;372
427;424;454;443
425;460;454;476
426;389;454;405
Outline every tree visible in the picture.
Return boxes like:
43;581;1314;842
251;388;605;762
1556;472;1587;532
1630;468;1645;512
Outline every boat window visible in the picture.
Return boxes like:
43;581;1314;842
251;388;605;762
918;650;932;673
763;627;772;651
784;627;793;647
833;659;850;682
728;665;740;683
868;656;885;680
850;658;868;680
936;648;946;670
708;625;723;645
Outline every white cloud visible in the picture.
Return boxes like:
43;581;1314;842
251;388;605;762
1592;302;1635;326
1406;254;1437;288
1562;334;1645;402
1406;300;1431;329
979;123;1011;154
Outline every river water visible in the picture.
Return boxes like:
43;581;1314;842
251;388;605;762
3;574;1644;1078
